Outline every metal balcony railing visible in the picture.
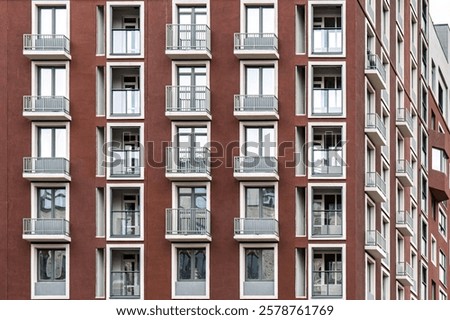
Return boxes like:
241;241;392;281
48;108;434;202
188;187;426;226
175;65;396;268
396;108;413;128
111;210;140;237
365;230;387;252
311;271;343;297
23;218;70;236
166;24;211;51
110;150;141;176
396;159;413;181
23;96;70;114
396;211;414;230
23;157;70;175
397;262;413;279
166;208;211;236
234;217;279;236
234;95;278;113
111;89;140;116
166;147;210;174
234;33;278;51
366;172;387;196
366;113;387;139
111;29;140;55
311;148;343;176
166;86;210;113
234;156;278;174
23;34;70;53
366;53;387;81
110;271;140;298
312;89;343;115
312;210;343;236
312;28;343;54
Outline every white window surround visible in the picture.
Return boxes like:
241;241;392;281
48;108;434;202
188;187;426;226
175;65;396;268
31;122;70;159
105;122;144;180
238;120;278;157
105;243;144;300
31;61;70;98
105;183;144;241
307;122;347;179
239;181;278;220
30;182;70;220
171;243;210;299
308;61;347;118
172;0;211;26
307;183;346;240
106;61;145;120
240;0;278;34
307;243;346;299
106;1;145;59
171;181;211;210
239;243;278;299
308;0;346;57
239;60;278;97
30;243;70;300
31;0;71;37
365;255;376;300
171;60;211;87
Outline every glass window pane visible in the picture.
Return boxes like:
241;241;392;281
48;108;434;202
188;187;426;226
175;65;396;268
246;8;260;33
54;128;67;157
38;128;52;157
262;68;275;95
262;8;274;34
39;8;53;34
38;68;53;96
246;250;260;280
54;8;67;35
54;68;66;96
246;68;260;95
178;250;192;280
194;250;206;279
261;249;274;280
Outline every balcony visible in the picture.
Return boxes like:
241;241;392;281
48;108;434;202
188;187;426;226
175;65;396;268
311;89;343;116
110;210;140;238
365;113;387;146
110;90;141;117
233;95;278;120
109;150;141;178
365;53;387;90
111;29;141;55
396;108;414;137
166;147;211;181
365;172;387;203
396;211;414;237
233;33;279;59
311;148;343;177
312;210;343;237
233;156;278;181
312;271;343;298
23;34;71;60
396;262;414;286
396;160;413;186
165;208;211;242
165;86;211;120
365;230;387;259
110;271;140;299
23;157;70;181
233;217;279;242
23;96;71;121
166;24;211;59
312;28;343;54
22;218;70;242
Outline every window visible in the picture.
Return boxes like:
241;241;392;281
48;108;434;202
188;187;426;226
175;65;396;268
312;249;343;298
421;175;428;213
432;148;448;173
366;258;375;299
38;127;67;158
175;66;208;112
439;250;447;286
431;236;437;264
177;126;208;169
108;126;142;178
311;65;343;115
38;249;66;282
37;66;67;97
311;4;343;54
246;6;274;35
244;126;276;158
311;187;343;237
178;6;207;49
108;64;143;117
37;6;67;35
421;265;428;299
246;187;275;218
178;249;206;280
311;126;343;177
245;66;275;98
439;210;447;238
108;185;142;239
109;247;142;299
37;187;66;219
440;290;448;300
382;271;390;300
421;219;428;257
381;2;389;47
241;245;277;298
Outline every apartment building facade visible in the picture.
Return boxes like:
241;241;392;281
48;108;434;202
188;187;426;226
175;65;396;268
0;0;449;300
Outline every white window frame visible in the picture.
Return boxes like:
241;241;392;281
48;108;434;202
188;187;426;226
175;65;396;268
30;243;70;300
239;120;278;158
105;243;144;300
106;61;145;119
31;121;70;160
239;60;278;98
31;61;70;99
308;183;346;240
239;181;278;221
30;182;70;221
171;243;210;299
106;1;145;59
308;61;346;118
105;122;144;180
172;181;211;210
307;122;347;179
308;243;346;299
308;0;346;57
106;183;144;241
239;243;278;299
31;0;71;37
